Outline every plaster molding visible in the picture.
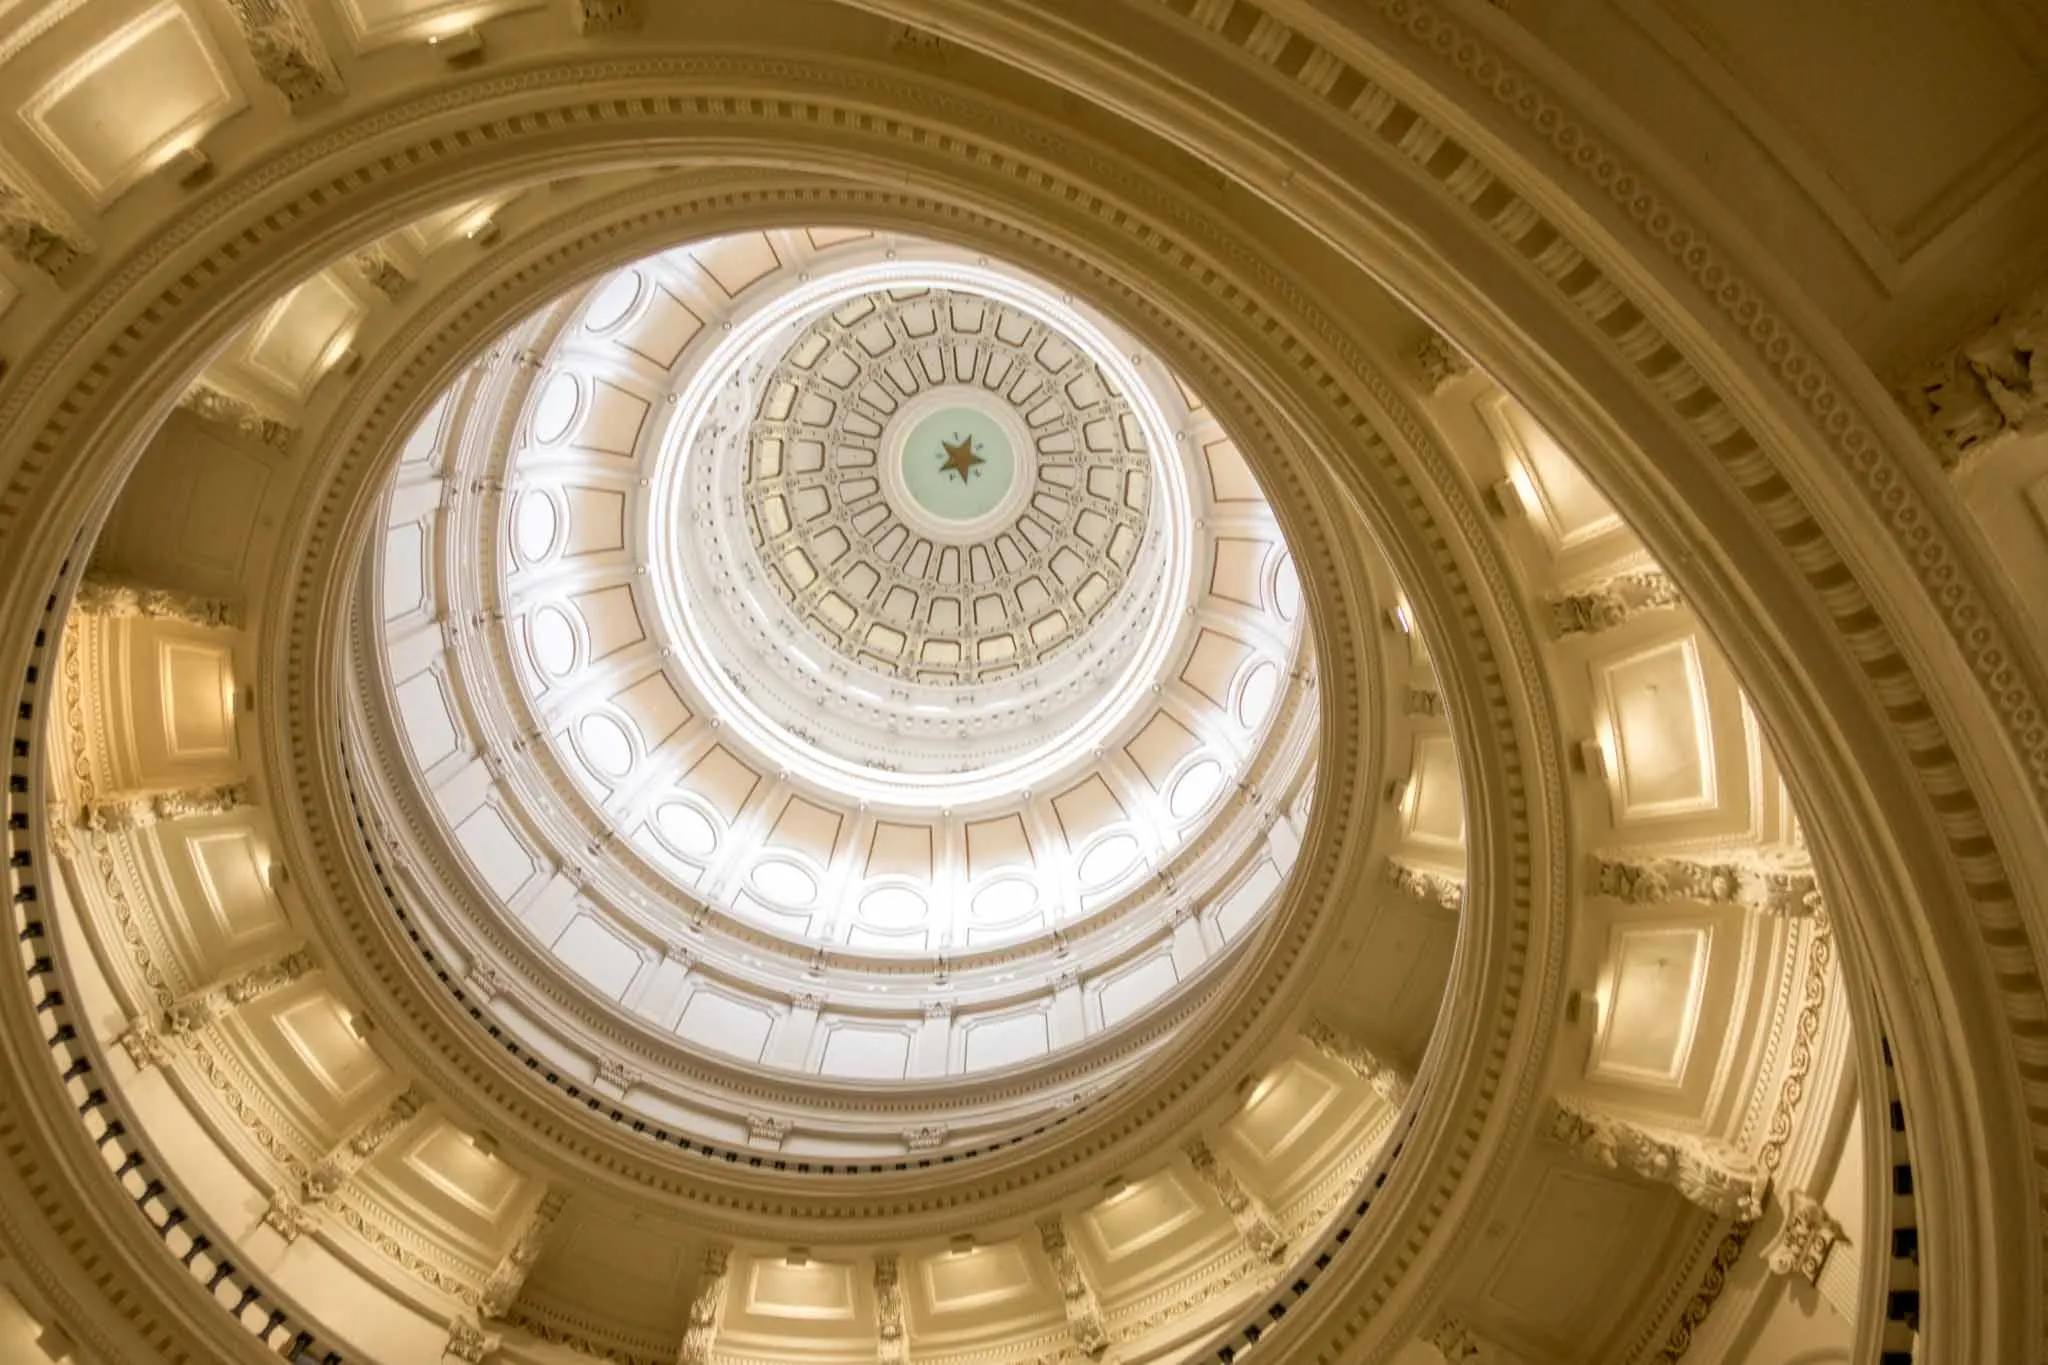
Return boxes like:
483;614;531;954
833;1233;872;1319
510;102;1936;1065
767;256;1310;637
1897;286;2048;472
677;1243;731;1365
476;1189;566;1320
1546;570;1681;637
1384;857;1462;912
73;574;242;630
78;782;251;831
874;1252;907;1365
1595;852;1820;918
1302;1015;1411;1106
1183;1137;1287;1262
222;0;342;107
112;945;316;1066
1038;1215;1115;1359
1547;1099;1769;1224
1761;1188;1846;1286
176;382;296;452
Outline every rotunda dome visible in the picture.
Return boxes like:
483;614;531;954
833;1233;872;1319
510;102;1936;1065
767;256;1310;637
359;229;1320;1153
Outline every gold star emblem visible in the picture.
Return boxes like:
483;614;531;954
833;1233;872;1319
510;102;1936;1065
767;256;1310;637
938;433;985;483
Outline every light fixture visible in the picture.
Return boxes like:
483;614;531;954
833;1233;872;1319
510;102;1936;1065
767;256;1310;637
426;27;482;61
347;1011;374;1041
1484;475;1523;519
1245;1073;1276;1106
785;1247;811;1267
162;145;212;189
465;217;502;247
471;1131;499;1158
949;1233;976;1256
1101;1174;1132;1199
1575;737;1608;778
265;861;288;891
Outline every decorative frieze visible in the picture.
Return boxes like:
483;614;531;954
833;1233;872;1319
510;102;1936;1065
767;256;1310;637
79;782;251;832
114;946;317;1067
572;0;641;32
73;574;242;630
1301;1016;1412;1106
1761;1188;1845;1286
874;1253;907;1365
1595;852;1820;917
1898;288;2048;471
1385;858;1463;912
1547;569;1681;637
476;1189;566;1319
1412;329;1473;394
1547;1099;1768;1224
677;1244;731;1365
223;0;341;106
176;382;296;452
1183;1138;1287;1262
303;1085;426;1203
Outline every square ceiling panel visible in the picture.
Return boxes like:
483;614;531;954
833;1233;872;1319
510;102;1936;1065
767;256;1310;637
21;2;243;204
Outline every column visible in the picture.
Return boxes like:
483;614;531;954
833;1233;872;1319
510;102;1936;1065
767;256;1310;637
1048;969;1086;1049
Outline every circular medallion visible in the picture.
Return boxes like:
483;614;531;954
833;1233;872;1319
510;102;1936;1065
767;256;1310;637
883;389;1035;543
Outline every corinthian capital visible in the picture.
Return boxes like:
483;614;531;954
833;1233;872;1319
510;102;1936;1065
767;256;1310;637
223;0;342;106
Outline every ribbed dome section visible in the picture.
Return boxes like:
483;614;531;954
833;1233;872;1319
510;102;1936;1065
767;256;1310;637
742;286;1154;691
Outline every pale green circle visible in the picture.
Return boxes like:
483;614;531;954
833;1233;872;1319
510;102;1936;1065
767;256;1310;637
900;406;1016;522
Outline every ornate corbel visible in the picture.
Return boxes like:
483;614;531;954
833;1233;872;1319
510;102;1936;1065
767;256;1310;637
176;382;296;452
475;1189;566;1319
1546;569;1681;637
1301;1016;1412;1105
874;1252;907;1364
73;574;242;630
1183;1137;1287;1261
1411;329;1473;394
677;1244;731;1365
1385;858;1463;912
0;156;88;278
1594;852;1821;916
1547;1098;1768;1223
1037;1216;1114;1359
1761;1188;1846;1286
223;0;341;106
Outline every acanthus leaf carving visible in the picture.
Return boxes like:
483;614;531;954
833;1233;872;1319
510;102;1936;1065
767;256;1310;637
224;0;342;106
1595;852;1820;917
74;573;242;630
1183;1137;1287;1261
677;1244;731;1365
1547;1098;1769;1224
1762;1188;1845;1286
476;1189;566;1320
1384;858;1462;912
1302;1016;1412;1106
1547;569;1681;636
1037;1217;1114;1359
176;382;296;452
